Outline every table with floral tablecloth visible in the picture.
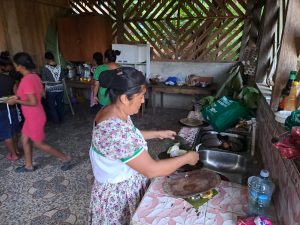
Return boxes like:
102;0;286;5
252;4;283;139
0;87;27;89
131;112;277;225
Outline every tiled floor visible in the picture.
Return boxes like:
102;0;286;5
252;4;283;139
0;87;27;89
0;104;189;225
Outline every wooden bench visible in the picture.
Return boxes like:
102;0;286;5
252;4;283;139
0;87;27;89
150;83;217;113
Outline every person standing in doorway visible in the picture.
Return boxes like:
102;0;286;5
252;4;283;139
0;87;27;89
91;52;103;113
41;51;65;124
6;52;71;172
92;49;120;108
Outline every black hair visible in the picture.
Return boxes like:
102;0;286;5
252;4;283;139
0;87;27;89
100;67;146;103
45;51;55;60
13;52;36;70
0;51;13;66
104;49;121;63
93;52;103;66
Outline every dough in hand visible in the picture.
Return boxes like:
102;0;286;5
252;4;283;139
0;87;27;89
167;143;187;157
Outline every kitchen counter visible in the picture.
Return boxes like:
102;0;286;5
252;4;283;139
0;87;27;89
65;78;93;89
131;111;278;225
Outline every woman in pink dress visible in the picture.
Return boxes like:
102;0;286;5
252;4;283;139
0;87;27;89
6;52;71;172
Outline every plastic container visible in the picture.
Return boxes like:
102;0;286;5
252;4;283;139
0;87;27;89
278;71;297;110
284;81;300;111
193;103;202;113
275;110;292;124
83;63;91;79
248;169;275;217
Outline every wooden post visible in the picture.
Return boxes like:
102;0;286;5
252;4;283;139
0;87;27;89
239;0;263;60
254;0;278;84
248;0;264;46
115;0;125;43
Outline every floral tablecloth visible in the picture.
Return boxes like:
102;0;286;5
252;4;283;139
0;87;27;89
132;111;277;225
131;178;277;225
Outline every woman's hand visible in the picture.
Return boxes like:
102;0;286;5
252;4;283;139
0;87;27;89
93;96;99;103
185;151;200;166
5;96;19;105
158;130;176;139
6;94;37;106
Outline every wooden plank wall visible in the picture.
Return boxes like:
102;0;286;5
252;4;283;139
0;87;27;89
270;0;300;111
0;0;69;68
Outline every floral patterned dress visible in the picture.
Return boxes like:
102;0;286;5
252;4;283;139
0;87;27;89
89;117;149;225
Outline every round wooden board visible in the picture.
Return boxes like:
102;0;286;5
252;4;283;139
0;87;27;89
180;118;203;127
163;169;221;198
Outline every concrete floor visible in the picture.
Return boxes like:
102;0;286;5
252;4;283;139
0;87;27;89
0;104;189;225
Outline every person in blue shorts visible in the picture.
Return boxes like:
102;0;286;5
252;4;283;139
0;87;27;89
0;51;21;160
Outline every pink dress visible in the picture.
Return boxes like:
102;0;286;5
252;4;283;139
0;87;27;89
17;74;46;141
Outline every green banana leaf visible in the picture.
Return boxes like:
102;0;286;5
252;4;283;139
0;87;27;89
199;96;215;109
45;22;69;68
215;63;243;98
238;86;260;109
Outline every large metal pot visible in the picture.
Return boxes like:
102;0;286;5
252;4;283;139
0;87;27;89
67;68;76;79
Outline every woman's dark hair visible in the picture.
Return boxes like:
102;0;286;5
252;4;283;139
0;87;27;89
104;49;121;63
100;67;146;103
0;51;13;66
93;52;103;65
45;51;55;60
13;52;36;70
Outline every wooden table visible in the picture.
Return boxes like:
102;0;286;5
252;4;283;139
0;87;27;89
150;83;217;113
131;111;278;225
63;79;93;115
65;78;93;89
65;79;93;100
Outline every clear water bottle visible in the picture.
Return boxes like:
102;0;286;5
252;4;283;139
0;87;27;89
248;169;274;217
248;176;259;215
83;63;91;79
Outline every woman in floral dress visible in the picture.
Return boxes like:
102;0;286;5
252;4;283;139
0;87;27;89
89;67;199;225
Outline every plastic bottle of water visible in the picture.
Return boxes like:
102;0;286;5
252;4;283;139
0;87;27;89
248;175;259;215
248;169;274;217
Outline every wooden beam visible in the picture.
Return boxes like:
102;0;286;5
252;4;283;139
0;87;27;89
255;0;278;84
115;0;125;43
249;0;264;45
29;0;70;9
238;0;255;61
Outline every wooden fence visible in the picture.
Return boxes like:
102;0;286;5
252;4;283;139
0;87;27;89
69;0;259;62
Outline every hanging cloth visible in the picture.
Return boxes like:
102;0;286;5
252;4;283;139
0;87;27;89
6;103;12;124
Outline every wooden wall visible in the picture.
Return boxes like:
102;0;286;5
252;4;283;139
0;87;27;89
256;96;300;225
0;0;69;68
270;0;300;111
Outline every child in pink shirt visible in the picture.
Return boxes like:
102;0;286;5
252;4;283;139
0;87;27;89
6;52;72;172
